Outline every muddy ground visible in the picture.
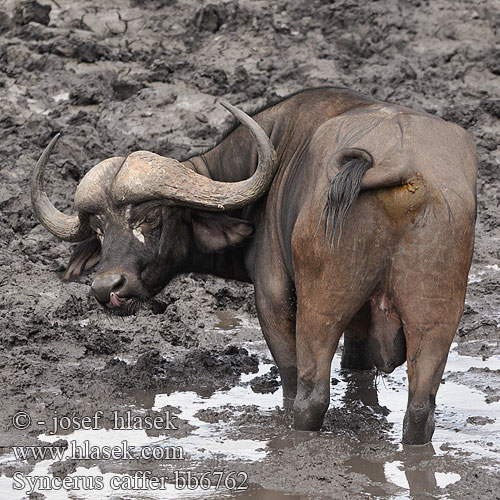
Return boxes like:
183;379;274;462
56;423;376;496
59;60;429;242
0;0;499;498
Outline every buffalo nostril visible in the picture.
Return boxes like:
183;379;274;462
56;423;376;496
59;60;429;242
91;273;125;303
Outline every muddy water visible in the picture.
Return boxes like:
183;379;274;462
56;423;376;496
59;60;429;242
0;313;498;500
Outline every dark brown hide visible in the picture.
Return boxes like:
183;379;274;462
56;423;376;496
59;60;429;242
33;88;477;445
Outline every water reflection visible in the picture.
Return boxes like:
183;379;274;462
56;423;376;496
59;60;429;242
3;333;496;500
231;486;329;499
347;444;442;499
267;436;455;500
123;347;487;499
265;368;461;500
401;444;438;495
339;367;459;499
341;368;380;408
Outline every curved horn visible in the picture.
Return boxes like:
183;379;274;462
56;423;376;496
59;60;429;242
31;134;92;242
215;101;277;207
111;103;277;211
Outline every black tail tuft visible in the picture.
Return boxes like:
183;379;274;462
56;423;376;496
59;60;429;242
323;148;374;248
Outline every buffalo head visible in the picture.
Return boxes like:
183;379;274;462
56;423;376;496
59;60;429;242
31;103;276;315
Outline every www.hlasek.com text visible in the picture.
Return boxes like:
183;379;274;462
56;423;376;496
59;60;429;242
12;440;185;461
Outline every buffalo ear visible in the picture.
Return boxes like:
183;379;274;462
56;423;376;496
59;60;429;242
62;235;101;281
192;212;253;253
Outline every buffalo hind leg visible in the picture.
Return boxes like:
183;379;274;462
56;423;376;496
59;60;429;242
402;320;456;445
294;313;339;430
393;266;467;443
254;278;297;408
293;295;362;430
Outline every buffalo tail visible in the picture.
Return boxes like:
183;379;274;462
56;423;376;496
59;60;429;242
323;148;374;248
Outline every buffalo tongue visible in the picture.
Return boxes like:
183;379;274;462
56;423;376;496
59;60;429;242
109;292;126;308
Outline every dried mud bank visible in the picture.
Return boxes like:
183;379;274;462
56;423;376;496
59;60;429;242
0;0;499;498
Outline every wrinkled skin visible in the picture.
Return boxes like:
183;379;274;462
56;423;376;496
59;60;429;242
72;204;253;315
43;88;477;444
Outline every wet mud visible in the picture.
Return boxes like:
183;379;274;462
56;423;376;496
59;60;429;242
0;0;499;498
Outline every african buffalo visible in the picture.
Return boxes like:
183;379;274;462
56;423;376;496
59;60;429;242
31;87;477;444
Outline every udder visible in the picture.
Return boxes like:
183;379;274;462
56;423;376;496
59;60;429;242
367;291;406;373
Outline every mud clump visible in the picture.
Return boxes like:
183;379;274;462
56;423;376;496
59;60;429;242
0;12;12;34
50;459;77;479
144;407;195;438
446;367;500;404
195;407;232;423
13;0;51;26
484;47;500;75
208;280;256;314
102;345;258;392
182;345;259;380
466;415;495;425
83;329;121;355
250;365;281;393
27;493;46;500
193;4;226;33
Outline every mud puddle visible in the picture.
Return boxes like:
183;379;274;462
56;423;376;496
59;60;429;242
0;313;499;499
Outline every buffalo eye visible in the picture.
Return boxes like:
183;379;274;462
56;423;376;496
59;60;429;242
145;214;157;225
141;210;161;230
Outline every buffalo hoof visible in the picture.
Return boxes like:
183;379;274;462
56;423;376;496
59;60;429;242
402;401;435;445
293;393;328;431
293;415;323;432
